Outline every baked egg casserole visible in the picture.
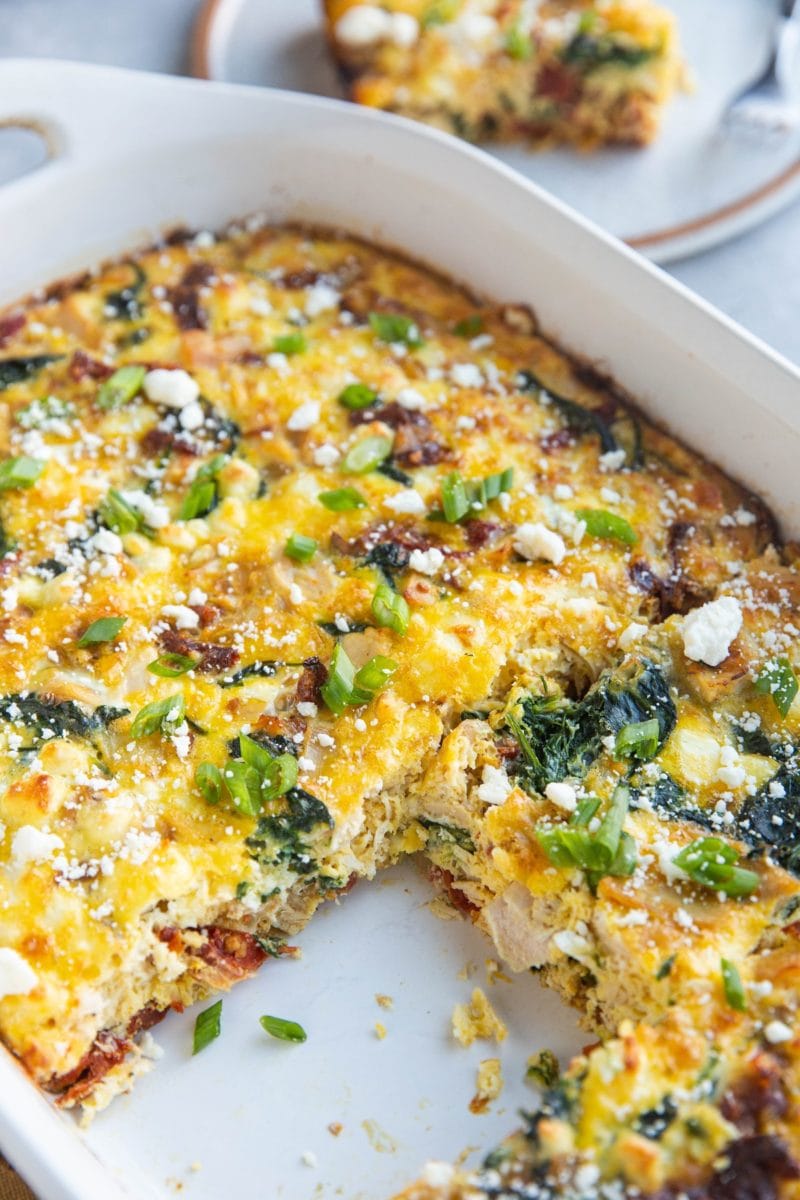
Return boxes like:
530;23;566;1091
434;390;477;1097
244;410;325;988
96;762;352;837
322;0;684;149
0;222;798;1200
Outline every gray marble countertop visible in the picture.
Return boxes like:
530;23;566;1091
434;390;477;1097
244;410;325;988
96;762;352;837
1;0;799;365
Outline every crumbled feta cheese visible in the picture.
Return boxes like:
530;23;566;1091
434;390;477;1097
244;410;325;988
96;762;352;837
764;1019;793;1044
383;489;426;516
304;283;340;318
476;765;512;806
335;4;419;48
317;732;335;748
396;386;427;410
553;483;573;501
717;744;746;789
652;837;689;884
297;702;318;718
408;547;444;576
618;621;647;651
545;782;577;812
301;1150;318;1168
599;448;626;472
120;489;170;529
513;522;565;566
574;1165;601;1192
144;368;199;409
267;352;289;372
178;400;205;431
450;362;483;388
0;949;38;999
682;596;742;667
11;825;64;872
287;401;320;432
89;528;123;556
312;443;339;467
249;296;272;317
420;1163;456;1187
552;930;594;968
187;587;207;606
289;584;304;605
161;604;200;629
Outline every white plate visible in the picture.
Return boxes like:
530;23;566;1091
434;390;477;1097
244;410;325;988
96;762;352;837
0;58;799;1200
192;0;800;263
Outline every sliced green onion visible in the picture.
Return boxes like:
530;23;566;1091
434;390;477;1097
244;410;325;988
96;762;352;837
721;958;747;1012
338;382;378;410
98;488;147;535
368;312;423;348
321;642;357;716
615;718;660;761
575;508;637;546
672;837;759;899
77;615;126;648
193;1000;222;1054
354;655;397;694
223;759;261;816
755;658;798;718
372;582;410;636
238;732;274;775
318;487;367;512
536;784;636;889
0;455;44;491
272;332;307;356
260;753;299;801
196;762;223;805
148;652;197;678
180;454;227;521
285;533;318;563
130;693;186;738
441;472;470;523
97;364;146;411
571;795;602;827
506;25;533;59
453;315;483;338
342;434;393;475
259;1014;307;1043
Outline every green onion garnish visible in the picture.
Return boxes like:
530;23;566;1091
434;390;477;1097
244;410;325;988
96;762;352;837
368;312;424;348
285;533;318;563
223;759;261;816
436;468;513;523
615;718;660;761
78;615;126;648
575;508;637;546
342;434;393;475
180;454;227;521
453;315;483;338
318;487;367;512
721;958;747;1011
0;455;44;491
148;652;197;678
755;657;798;718
97;364;146;411
259;1014;307;1043
505;26;532;59
321;643;397;715
193;1000;222;1054
655;954;675;980
536;784;637;890
98;488;148;536
672;837;759;899
196;762;223;805
338;382;378;410
130;693;186;738
371;582;410;636
272;332;307;356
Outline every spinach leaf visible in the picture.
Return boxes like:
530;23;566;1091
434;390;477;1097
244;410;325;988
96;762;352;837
517;368;643;468
419;819;475;853
561;33;657;70
246;788;333;875
506;659;676;793
0;356;62;392
104;263;147;321
219;660;284;688
0;693;128;744
738;759;800;875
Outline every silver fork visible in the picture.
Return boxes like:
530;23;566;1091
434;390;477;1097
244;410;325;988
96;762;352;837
722;0;800;142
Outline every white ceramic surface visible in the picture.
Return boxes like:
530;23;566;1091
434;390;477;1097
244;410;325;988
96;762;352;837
193;0;800;263
0;57;799;1200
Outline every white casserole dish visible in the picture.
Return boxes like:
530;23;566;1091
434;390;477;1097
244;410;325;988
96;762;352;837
0;57;798;1200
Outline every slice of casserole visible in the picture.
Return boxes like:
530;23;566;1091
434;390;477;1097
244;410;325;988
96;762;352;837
323;0;684;149
0;224;798;1200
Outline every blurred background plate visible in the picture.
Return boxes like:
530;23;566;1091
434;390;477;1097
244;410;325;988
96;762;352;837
192;0;800;263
